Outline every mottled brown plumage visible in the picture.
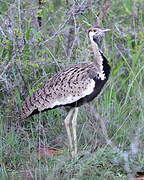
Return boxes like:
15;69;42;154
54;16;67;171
21;62;107;119
21;27;111;156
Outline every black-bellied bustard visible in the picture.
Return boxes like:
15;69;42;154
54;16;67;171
21;26;111;156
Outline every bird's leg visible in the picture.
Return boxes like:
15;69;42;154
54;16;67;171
64;108;75;153
72;107;79;156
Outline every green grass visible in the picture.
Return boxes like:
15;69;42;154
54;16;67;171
0;0;144;179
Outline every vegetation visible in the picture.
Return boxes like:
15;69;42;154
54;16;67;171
0;0;143;179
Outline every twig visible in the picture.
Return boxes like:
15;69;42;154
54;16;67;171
0;59;14;77
40;16;71;46
123;152;136;180
66;1;91;57
0;26;6;37
14;62;28;92
96;0;112;26
89;105;120;153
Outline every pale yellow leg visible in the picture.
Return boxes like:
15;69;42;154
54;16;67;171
64;108;75;152
72;107;79;156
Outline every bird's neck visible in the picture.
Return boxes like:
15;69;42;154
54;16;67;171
90;38;106;80
91;40;103;66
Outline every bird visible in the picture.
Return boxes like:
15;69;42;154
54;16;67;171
21;26;111;156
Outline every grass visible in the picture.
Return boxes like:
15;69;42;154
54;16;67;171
0;0;144;179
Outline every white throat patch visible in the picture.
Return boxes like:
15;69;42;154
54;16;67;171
89;31;96;42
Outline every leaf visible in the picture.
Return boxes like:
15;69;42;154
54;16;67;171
123;0;132;14
8;40;13;60
0;2;8;14
31;28;42;42
25;20;31;41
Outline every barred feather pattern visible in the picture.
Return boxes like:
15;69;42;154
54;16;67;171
21;62;102;119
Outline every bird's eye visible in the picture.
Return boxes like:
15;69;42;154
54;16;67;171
93;29;97;32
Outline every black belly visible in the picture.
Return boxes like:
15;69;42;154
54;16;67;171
68;78;107;108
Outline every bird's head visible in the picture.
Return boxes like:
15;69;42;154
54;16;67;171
88;26;110;43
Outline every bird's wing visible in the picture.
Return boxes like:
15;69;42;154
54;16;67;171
21;63;96;119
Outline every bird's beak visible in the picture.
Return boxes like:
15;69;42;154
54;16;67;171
102;28;111;33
